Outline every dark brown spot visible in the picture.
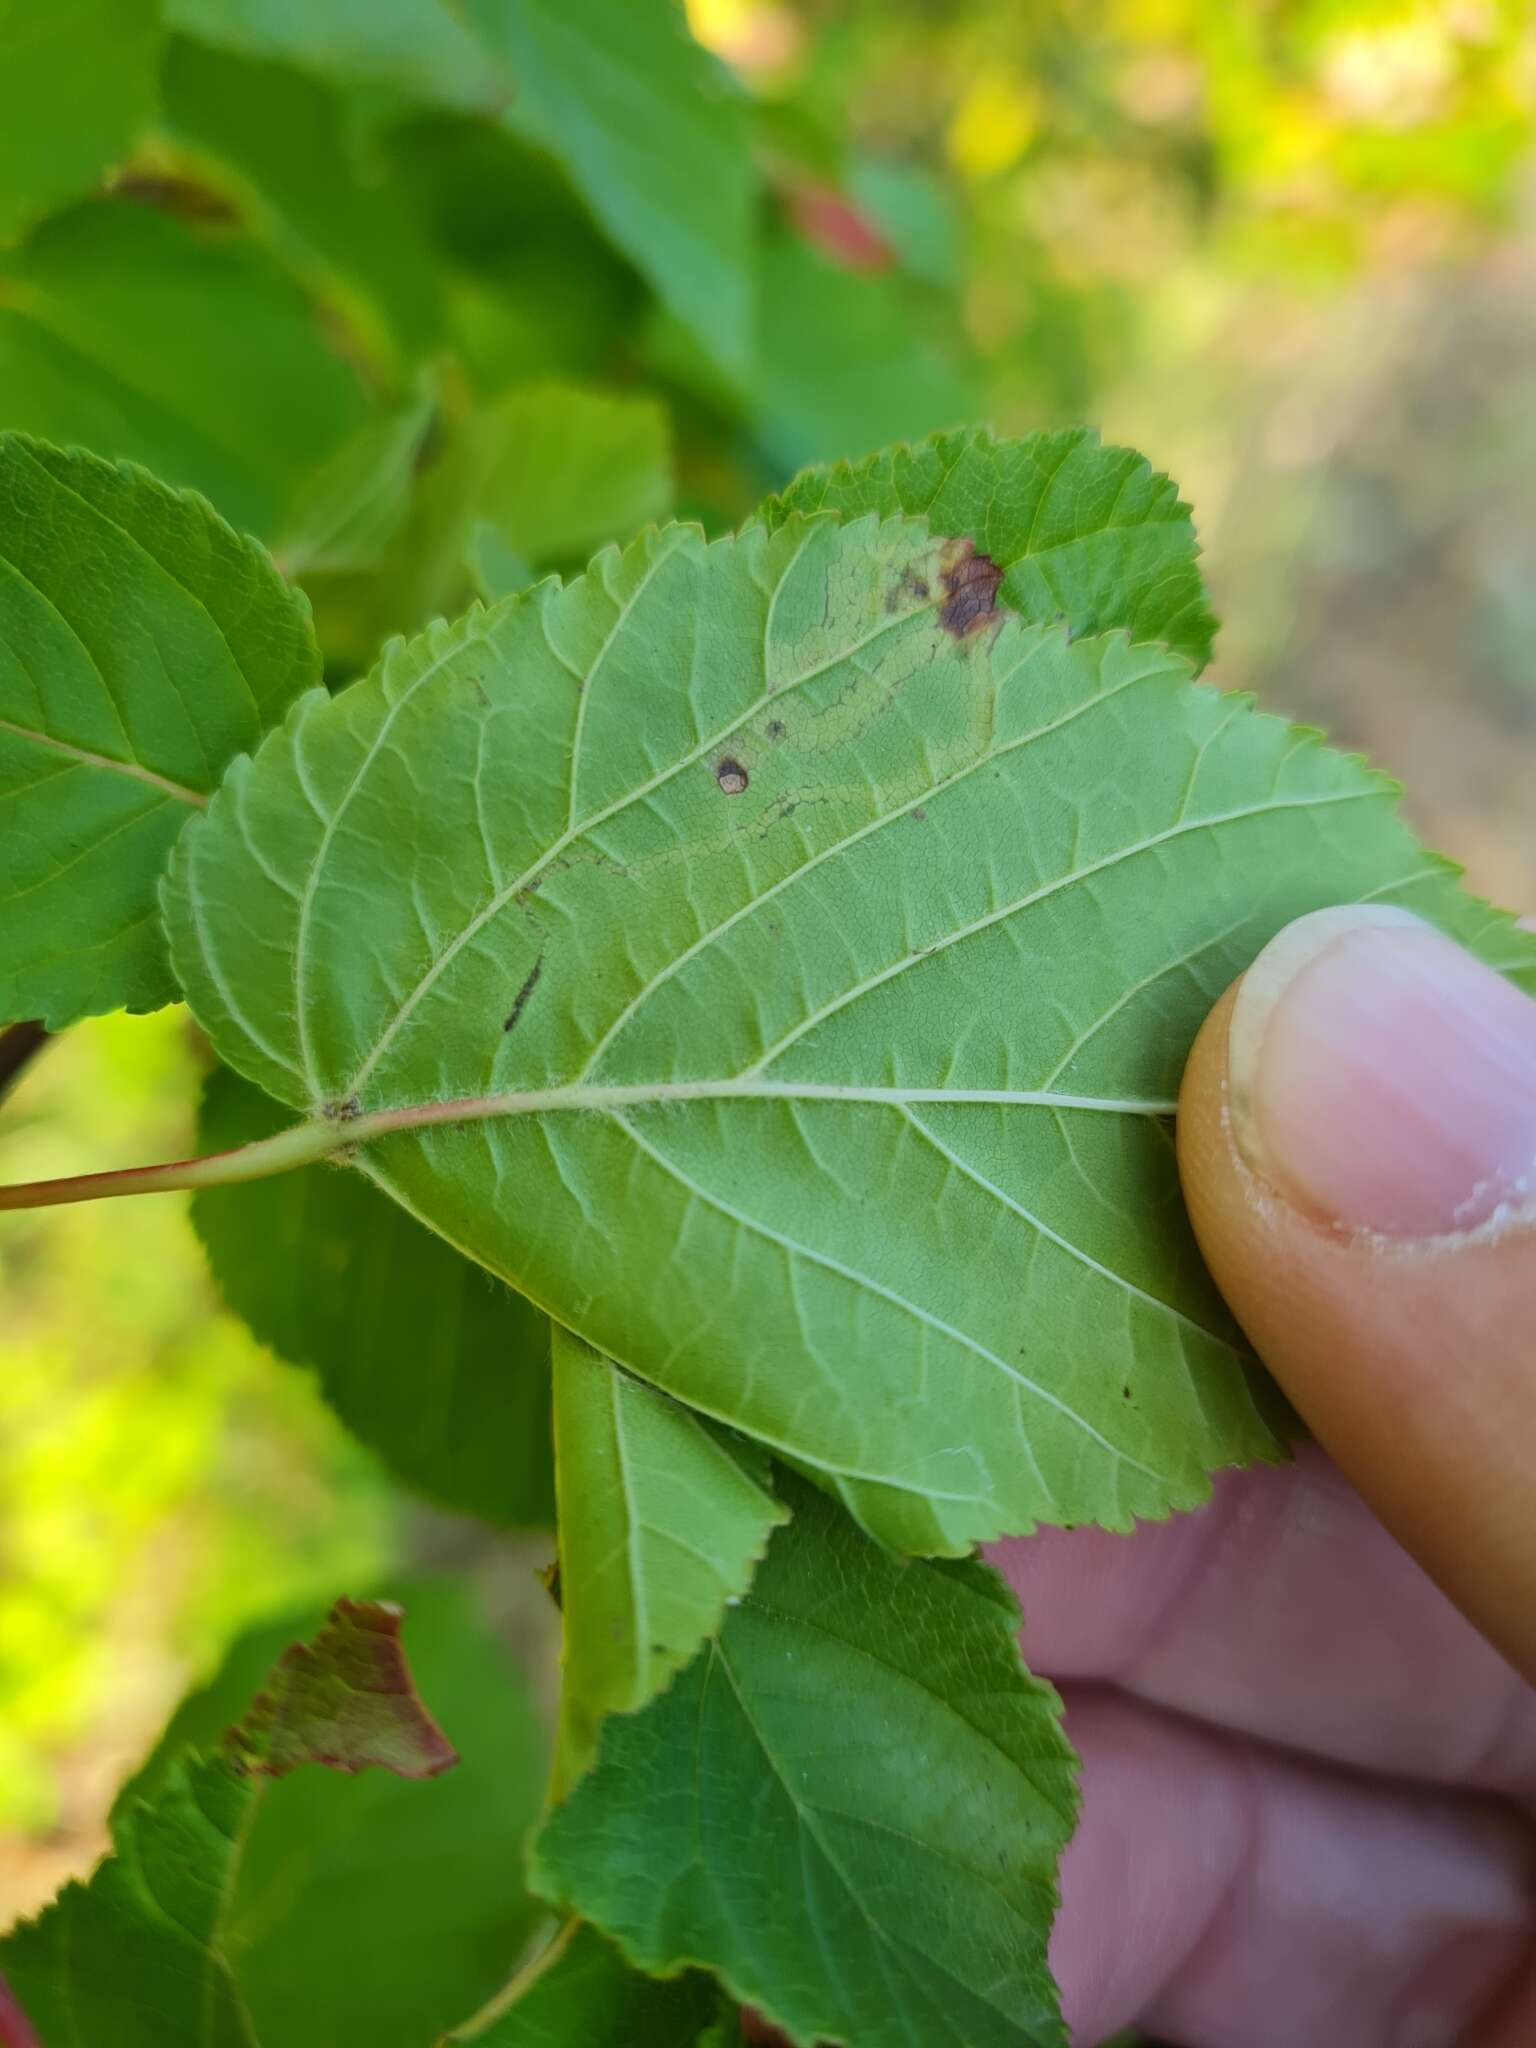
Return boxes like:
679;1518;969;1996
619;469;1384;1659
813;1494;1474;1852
766;718;786;740
912;806;927;822
503;952;545;1033
938;538;1002;637
323;1095;361;1124
715;756;750;795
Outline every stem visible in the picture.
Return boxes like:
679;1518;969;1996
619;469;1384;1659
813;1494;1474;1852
0;1116;339;1210
447;1916;580;2041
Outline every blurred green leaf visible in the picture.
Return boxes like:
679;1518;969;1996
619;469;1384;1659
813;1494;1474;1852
161;36;446;368
468;523;536;603
194;1065;555;1529
0;200;370;537
445;1919;720;2045
474;0;757;379
279;389;438;578
752;231;973;471
0;434;319;1027
0;0;161;244
531;1475;1078;2048
164;0;504;112
474;380;673;565
768;427;1217;670
1;1587;545;2047
551;1328;785;1790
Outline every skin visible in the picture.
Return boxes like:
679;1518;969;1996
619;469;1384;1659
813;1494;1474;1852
993;950;1536;2047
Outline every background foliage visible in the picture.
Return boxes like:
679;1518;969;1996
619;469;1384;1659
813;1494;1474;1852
0;0;1533;2027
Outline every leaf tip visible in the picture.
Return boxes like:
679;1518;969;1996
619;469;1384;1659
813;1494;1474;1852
224;1595;459;1783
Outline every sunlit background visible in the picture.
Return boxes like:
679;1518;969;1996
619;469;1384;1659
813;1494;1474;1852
2;0;1534;1926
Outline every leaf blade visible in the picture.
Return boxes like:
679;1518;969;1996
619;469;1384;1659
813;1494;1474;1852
766;426;1217;668
473;0;757;378
0;1599;464;2047
164;494;1536;1550
0;434;319;1026
552;1328;787;1787
531;1477;1078;2048
193;1064;555;1528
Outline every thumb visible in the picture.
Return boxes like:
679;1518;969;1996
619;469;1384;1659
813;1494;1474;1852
1178;906;1536;1682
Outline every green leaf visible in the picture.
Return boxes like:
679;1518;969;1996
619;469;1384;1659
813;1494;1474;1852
0;434;319;1028
751;231;974;473
0;200;369;538
473;381;673;567
278;389;439;579
164;0;504;112
194;1063;555;1528
469;523;536;604
163;502;1536;1553
551;1328;787;1788
444;1919;720;2046
0;0;161;244
106;1579;549;2048
0;1596;476;2045
530;1476;1079;2048
472;0;757;378
767;426;1217;669
161;36;446;369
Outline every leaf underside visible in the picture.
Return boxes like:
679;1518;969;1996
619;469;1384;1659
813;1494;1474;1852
531;1476;1080;2048
164;510;1536;1556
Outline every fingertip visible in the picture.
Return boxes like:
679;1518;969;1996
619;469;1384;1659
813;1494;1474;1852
1176;912;1536;1680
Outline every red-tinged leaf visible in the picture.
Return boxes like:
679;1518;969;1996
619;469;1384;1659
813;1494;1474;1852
782;179;895;272
226;1597;458;1781
0;1978;41;2048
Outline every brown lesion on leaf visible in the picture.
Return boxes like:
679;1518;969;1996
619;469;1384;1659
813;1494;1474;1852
714;755;750;794
503;950;545;1033
937;538;1003;637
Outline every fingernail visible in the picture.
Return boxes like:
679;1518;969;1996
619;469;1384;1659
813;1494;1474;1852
1228;906;1536;1237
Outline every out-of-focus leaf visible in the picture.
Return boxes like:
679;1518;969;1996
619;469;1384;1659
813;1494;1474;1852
120;1579;548;2048
161;36;445;367
194;1065;555;1528
848;156;960;287
767;427;1218;670
473;0;757;379
0;200;369;537
753;231;973;471
0;434;319;1027
551;1328;785;1788
0;1594;533;2047
443;1919;720;2045
0;0;161;243
475;381;673;565
531;1476;1078;2048
163;0;504;112
279;390;438;578
468;524;536;603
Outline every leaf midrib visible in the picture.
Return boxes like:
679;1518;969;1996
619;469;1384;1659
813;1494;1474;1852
0;715;207;806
